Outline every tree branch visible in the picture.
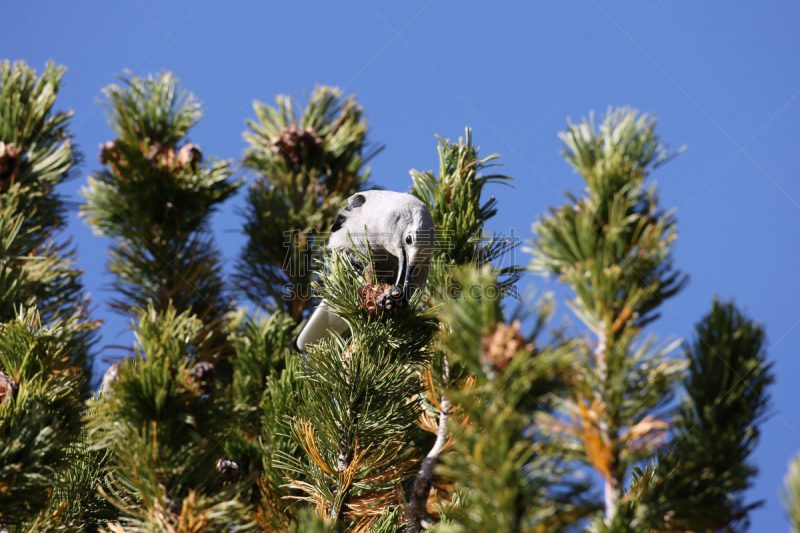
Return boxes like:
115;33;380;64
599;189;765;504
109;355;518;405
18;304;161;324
407;361;450;532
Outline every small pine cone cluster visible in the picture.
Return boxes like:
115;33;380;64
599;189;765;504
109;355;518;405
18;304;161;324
98;140;202;177
0;371;18;403
0;142;22;192
187;361;216;395
480;320;534;373
215;458;241;485
98;140;118;165
269;124;323;167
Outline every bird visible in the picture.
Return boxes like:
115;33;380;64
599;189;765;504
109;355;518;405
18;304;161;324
294;190;436;351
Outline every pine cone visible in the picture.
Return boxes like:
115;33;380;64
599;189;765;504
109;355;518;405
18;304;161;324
269;124;323;167
187;361;216;394
98;140;117;165
0;142;21;191
0;371;18;403
358;282;393;317
480;320;533;373
375;285;407;316
178;143;202;170
215;458;241;485
147;143;177;171
98;140;129;179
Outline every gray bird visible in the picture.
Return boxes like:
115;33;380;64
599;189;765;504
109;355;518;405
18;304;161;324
295;190;436;351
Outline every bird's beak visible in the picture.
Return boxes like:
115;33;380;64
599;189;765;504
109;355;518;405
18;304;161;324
403;261;416;296
400;245;420;297
395;246;407;289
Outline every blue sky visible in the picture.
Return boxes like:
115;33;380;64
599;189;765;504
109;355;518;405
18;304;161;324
4;1;799;530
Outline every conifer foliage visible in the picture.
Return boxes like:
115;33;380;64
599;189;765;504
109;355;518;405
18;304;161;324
87;304;258;532
80;70;240;360
630;299;773;531
405;130;523;532
530;108;690;524
530;108;773;530
0;60;778;533
279;250;437;528
0;60;95;357
0;61;97;531
784;452;800;533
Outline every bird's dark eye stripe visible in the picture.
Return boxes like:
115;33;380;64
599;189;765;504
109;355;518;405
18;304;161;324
406;235;413;244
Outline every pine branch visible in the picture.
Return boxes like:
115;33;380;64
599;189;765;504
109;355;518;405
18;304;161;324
0;60;95;373
529;107;688;524
80;71;239;359
48;431;119;529
628;299;773;531
410;127;519;300
236;86;381;321
407;359;449;533
406;129;522;529
0;309;89;527
0;60;97;531
277;250;437;527
86;304;258;531
225;308;304;527
431;266;584;532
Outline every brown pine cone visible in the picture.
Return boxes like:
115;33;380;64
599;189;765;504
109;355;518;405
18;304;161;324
480;320;534;373
0;371;18;403
215;458;241;485
358;282;393;317
375;285;407;316
0;142;21;191
269;124;323;167
187;361;216;394
178;143;202;170
146;143;177;171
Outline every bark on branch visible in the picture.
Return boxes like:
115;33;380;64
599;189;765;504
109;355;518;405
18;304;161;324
407;362;450;532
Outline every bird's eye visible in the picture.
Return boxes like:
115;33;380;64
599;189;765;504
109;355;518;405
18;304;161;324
405;235;413;245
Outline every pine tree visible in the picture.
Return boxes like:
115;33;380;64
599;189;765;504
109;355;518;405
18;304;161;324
529;108;772;531
86;304;257;532
430;266;589;533
0;58;778;532
79;71;253;532
80;70;240;367
0;60;98;530
529;107;688;524
629;299;773;531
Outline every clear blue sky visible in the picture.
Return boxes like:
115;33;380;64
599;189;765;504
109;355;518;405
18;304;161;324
4;1;799;530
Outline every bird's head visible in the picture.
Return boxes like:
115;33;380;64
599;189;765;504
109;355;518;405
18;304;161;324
395;201;436;295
